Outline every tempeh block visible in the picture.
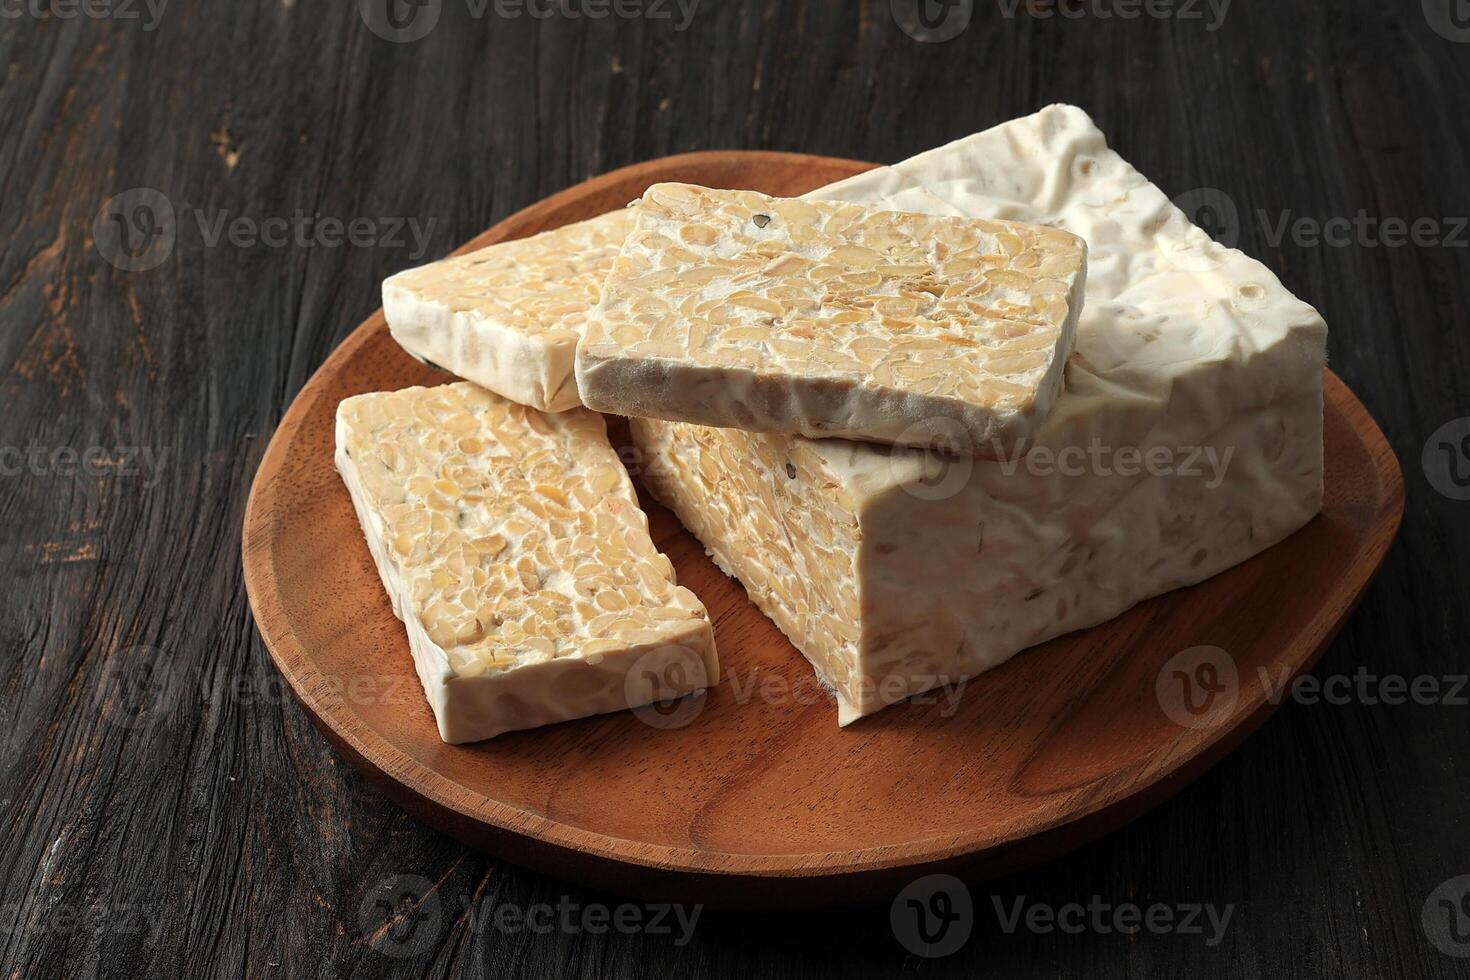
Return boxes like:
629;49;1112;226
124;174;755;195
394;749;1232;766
577;184;1087;456
384;210;633;413
335;382;717;742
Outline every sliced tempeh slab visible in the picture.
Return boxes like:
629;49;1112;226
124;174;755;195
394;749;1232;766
383;210;633;413
335;382;717;743
575;183;1088;456
628;105;1327;726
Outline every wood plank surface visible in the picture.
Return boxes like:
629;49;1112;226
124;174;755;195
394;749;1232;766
1;1;1467;976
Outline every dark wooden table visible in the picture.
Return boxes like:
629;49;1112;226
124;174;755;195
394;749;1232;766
3;1;1468;976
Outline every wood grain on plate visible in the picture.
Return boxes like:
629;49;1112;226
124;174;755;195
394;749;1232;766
241;151;1403;907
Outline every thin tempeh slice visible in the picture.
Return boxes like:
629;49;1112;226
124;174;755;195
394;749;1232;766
383;210;633;413
575;184;1088;457
335;382;718;743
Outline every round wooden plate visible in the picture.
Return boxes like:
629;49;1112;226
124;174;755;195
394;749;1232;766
242;151;1404;907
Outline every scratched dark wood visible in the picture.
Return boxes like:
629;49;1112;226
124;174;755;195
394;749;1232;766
1;0;1467;977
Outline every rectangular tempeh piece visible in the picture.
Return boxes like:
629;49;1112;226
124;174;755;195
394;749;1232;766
577;184;1087;456
383;210;634;413
335;382;718;743
631;105;1325;725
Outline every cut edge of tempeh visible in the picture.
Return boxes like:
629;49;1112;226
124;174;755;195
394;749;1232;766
334;382;718;743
